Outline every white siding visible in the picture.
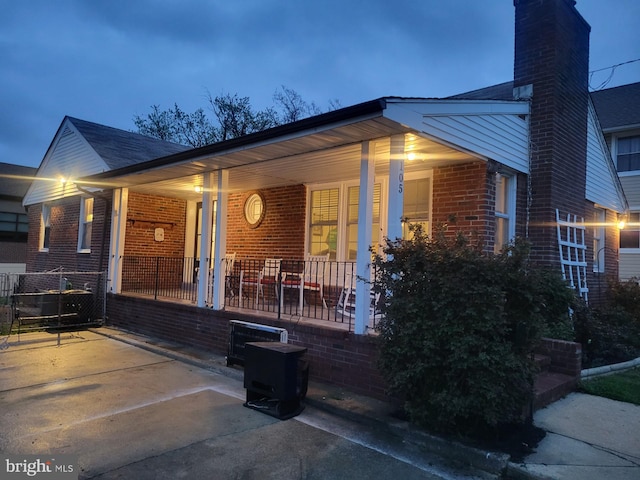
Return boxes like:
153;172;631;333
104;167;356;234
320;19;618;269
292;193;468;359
619;252;640;281
585;101;627;212
620;176;640;209
23;120;108;206
384;100;530;173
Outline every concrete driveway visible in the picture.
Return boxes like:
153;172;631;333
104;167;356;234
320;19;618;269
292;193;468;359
0;330;460;480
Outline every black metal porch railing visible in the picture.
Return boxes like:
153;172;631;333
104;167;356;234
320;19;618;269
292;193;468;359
120;256;382;331
120;256;199;302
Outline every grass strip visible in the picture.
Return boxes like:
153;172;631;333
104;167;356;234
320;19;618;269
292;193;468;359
580;367;640;406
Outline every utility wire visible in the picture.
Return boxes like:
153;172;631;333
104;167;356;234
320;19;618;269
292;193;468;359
589;58;640;91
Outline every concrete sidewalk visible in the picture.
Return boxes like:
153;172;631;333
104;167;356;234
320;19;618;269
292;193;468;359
507;393;640;480
4;326;637;479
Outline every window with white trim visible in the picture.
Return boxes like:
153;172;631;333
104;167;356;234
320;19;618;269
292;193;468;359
346;184;381;260
307;183;382;261
40;204;51;251
620;212;640;249
78;197;94;252
593;208;605;272
494;172;516;253
402;176;431;240
309;188;340;259
616;135;640;172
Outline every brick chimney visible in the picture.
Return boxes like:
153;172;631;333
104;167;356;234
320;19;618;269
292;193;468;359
513;0;591;266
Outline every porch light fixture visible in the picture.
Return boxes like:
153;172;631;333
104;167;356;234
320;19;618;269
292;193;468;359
194;186;202;193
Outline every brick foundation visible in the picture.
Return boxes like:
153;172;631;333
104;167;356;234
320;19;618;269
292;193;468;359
106;294;388;400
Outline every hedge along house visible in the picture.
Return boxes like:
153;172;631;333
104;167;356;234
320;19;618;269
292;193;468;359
22;0;626;397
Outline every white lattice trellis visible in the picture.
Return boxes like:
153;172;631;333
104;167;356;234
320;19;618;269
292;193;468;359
556;209;589;303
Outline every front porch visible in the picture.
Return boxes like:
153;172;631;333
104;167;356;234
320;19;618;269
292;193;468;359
96;99;530;336
120;256;382;333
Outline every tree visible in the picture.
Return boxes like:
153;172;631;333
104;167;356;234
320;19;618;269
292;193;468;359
133;87;340;147
206;92;279;141
133;104;216;147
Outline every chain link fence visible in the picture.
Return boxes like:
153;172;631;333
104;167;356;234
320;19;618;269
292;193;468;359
1;271;106;337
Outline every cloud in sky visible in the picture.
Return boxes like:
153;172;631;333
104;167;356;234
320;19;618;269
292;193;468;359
1;0;638;167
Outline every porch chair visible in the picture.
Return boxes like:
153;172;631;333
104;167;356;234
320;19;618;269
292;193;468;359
240;258;282;306
281;253;329;311
335;274;381;322
223;253;237;298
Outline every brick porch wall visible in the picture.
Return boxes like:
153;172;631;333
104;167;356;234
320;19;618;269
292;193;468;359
226;185;307;260
125;192;187;257
432;161;494;250
536;337;582;378
106;293;388;400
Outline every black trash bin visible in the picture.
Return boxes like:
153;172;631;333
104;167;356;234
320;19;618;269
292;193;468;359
243;341;309;420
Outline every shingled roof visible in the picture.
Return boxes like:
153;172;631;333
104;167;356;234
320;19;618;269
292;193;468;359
0;162;37;200
590;82;640;131
67;117;190;171
447;81;514;101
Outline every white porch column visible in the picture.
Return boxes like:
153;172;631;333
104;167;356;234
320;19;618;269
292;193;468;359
212;170;229;310
388;134;405;242
355;141;374;335
107;188;128;294
197;172;215;308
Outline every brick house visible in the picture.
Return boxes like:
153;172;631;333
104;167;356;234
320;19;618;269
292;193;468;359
21;0;626;397
591;82;640;281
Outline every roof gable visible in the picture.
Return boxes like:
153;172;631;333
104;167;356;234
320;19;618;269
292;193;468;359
23;117;190;206
68;117;189;170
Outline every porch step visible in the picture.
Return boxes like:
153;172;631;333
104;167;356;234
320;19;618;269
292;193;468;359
533;353;551;372
533;371;577;411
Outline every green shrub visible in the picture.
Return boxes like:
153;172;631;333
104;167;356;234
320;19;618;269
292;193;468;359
608;278;640;319
573;298;640;368
373;228;575;438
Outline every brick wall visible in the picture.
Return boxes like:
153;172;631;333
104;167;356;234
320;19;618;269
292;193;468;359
226;185;306;259
121;192;187;289
106;293;388;399
432;162;494;250
536;337;582;377
26;195;111;273
125;192;187;257
585;203;620;306
514;0;591;267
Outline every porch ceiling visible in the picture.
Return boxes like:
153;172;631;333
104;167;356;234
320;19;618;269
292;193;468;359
93;117;478;201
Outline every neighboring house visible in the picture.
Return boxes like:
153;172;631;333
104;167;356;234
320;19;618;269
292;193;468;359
591;82;640;281
0;162;36;276
21;0;627;397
